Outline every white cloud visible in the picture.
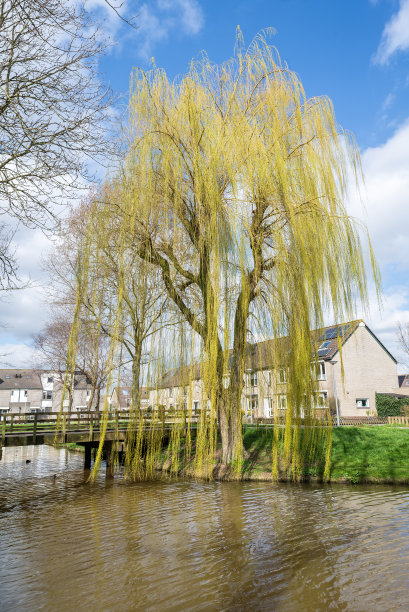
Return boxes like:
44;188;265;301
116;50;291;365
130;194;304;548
343;118;409;369
0;226;53;348
0;343;39;368
348;119;409;270
135;0;204;58
374;0;409;64
158;0;204;34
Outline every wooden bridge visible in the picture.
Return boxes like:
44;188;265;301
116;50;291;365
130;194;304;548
0;411;199;470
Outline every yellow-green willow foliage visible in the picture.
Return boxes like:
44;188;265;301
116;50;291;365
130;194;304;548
65;31;379;481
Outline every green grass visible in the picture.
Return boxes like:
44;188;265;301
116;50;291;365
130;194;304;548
330;426;409;482
240;425;409;483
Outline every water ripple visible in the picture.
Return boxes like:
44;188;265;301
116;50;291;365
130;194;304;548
1;447;409;610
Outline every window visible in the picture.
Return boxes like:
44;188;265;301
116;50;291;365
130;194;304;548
24;390;28;397
193;401;199;413
122;389;128;396
278;368;287;384
248;371;258;387
266;397;273;417
314;361;326;380
356;398;369;408
47;376;53;383
248;394;258;412
86;390;91;398
169;387;173;398
319;341;331;349
5;375;10;379
314;392;328;409
277;394;287;410
42;390;52;400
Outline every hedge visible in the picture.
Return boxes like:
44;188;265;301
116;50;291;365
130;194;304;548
375;393;407;417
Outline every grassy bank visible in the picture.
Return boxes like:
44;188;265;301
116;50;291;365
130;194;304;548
54;442;84;453
59;425;409;483
238;425;409;483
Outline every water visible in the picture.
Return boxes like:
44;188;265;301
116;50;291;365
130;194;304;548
1;446;409;611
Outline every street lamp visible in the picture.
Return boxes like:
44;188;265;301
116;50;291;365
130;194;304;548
329;360;340;427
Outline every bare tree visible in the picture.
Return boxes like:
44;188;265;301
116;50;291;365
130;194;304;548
0;0;119;288
34;310;111;411
0;0;117;219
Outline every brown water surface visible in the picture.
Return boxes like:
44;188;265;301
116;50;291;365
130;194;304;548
1;445;409;611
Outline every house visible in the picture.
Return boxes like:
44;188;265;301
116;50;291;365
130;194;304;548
0;369;99;415
110;386;149;411
149;320;400;419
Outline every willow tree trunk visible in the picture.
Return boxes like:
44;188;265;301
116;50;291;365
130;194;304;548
219;396;242;465
131;336;143;412
218;287;250;466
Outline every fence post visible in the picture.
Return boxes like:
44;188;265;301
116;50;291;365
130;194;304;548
89;414;93;441
2;415;6;443
10;415;14;433
33;413;38;444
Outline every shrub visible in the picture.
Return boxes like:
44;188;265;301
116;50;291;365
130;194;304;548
376;393;403;417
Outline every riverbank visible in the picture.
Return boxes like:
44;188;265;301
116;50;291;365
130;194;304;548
58;425;409;483
158;426;409;484
244;426;409;483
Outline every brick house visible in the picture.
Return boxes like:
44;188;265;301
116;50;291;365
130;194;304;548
0;369;98;415
149;320;400;419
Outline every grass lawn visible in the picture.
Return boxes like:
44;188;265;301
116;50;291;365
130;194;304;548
239;425;409;483
330;426;409;483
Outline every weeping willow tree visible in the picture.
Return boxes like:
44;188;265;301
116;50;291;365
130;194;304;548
67;31;378;480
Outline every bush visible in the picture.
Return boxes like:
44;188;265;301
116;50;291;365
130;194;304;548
376;393;403;417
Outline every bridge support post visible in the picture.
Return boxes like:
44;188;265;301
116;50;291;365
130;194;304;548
105;441;114;478
33;413;38;445
84;443;92;470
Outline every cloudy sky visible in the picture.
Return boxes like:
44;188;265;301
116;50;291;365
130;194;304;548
2;0;409;368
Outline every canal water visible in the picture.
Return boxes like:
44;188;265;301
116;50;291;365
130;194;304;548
1;446;409;611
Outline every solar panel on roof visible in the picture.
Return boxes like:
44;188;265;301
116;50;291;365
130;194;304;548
318;348;330;356
325;328;337;339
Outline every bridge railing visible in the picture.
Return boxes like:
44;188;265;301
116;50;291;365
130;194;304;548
1;410;201;442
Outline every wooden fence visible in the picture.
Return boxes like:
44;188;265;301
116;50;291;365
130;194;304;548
388;416;409;426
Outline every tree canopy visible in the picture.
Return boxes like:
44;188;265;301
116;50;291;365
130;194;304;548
68;32;379;480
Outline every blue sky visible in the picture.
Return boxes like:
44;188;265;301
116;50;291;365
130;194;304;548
2;0;409;367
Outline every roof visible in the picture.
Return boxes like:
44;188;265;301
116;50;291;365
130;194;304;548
156;364;202;389
155;320;396;388
111;386;149;406
73;374;92;390
0;369;43;390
